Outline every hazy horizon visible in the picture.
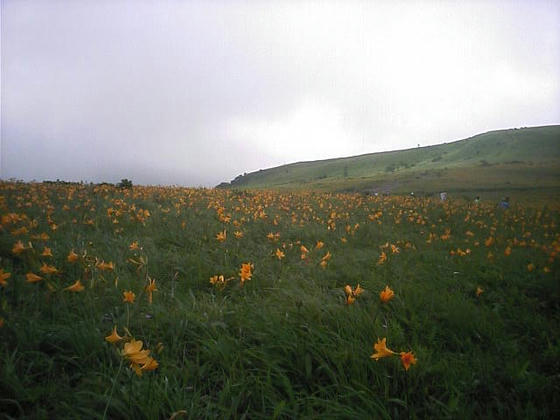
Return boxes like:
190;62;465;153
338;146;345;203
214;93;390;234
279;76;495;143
2;0;559;187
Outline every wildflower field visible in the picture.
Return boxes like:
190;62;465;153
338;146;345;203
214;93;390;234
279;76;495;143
0;181;559;418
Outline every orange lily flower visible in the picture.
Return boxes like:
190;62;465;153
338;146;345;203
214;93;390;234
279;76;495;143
379;285;394;303
96;261;115;271
377;251;387;265
216;230;227;242
239;263;254;285
26;272;43;283
370;338;396;360
123;290;136;303
40;263;59;275
400;351;417;370
67;249;79;263
145;277;157;304
64;280;85;292
105;326;123;343
12;240;26;255
0;269;11;287
41;247;53;257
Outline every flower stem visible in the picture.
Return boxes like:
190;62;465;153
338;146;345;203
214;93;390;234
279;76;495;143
103;357;124;420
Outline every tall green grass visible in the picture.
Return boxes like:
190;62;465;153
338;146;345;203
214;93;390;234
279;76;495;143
0;182;559;418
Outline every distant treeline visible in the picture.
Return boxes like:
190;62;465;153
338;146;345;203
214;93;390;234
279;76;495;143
41;178;133;189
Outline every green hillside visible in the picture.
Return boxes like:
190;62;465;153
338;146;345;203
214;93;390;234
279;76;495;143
222;125;560;197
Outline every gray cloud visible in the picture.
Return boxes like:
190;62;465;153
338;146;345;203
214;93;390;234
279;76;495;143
2;0;559;186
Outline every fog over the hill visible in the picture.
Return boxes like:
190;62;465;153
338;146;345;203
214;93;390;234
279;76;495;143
2;0;559;187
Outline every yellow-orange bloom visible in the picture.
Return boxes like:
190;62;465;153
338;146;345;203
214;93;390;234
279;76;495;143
11;226;28;236
12;240;26;255
0;269;11;287
504;246;512;256
96;261;115;271
26;272;43;283
105;326;123;343
234;231;244;239
123;290;136;303
140;357;159;372
210;274;229;289
315;241;324;249
122;338;159;376
485;236;495;247
344;284;364;304
64;279;85;292
216;230;227;242
40;263;59;275
41;247;53;257
33;232;49;241
377;251;387;265
476;286;484;297
354;284;364;296
67;249;79;263
527;263;535;272
370;338;396;360
129;241;140;251
400;351;417;370
275;249;285;260
379;285;394;303
132;356;159;376
145;277;157;304
319;251;332;268
239;262;254;285
123;339;152;364
130;356;159;377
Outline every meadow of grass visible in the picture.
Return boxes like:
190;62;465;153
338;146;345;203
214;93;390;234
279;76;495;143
0;181;559;418
226;125;560;195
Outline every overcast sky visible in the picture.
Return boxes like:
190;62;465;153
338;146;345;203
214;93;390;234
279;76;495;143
1;0;559;187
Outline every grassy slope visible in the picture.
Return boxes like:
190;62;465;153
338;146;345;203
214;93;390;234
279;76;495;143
227;125;560;196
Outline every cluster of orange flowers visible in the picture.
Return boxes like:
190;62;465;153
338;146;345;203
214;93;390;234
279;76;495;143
344;284;364;304
209;263;254;289
342;282;412;370
8;239;107;292
371;338;417;371
209;274;233;290
105;327;159;376
1;181;558;384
